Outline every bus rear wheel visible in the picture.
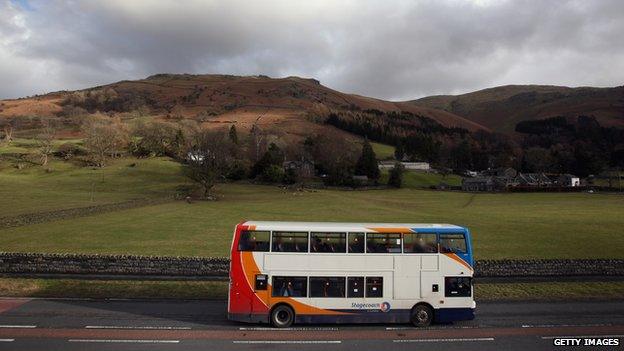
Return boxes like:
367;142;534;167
411;304;433;327
271;305;295;328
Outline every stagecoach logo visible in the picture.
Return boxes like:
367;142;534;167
380;302;391;313
351;302;391;312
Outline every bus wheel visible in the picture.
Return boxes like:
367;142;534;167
271;305;295;328
411;304;433;327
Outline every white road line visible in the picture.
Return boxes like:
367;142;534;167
0;325;36;328
233;340;342;344
0;339;15;342
238;327;339;331
541;335;624;339
522;324;612;328
85;325;191;330
386;326;478;330
68;339;180;344
394;338;495;343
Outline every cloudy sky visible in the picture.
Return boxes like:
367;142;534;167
1;0;623;100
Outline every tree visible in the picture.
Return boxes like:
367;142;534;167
131;120;178;157
251;143;284;179
184;129;234;198
387;162;405;188
82;115;129;167
229;124;239;145
355;139;380;182
394;140;405;160
523;147;553;173
2;123;14;146
36;122;55;167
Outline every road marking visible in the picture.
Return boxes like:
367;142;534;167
0;325;36;328
522;324;613;328
394;338;495;343
0;339;15;342
541;335;624;339
386;326;478;330
238;327;339;331
68;339;180;344
233;340;342;344
85;325;191;330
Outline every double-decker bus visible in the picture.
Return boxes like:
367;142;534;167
228;221;475;328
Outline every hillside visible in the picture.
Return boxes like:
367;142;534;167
410;85;624;133
0;74;485;140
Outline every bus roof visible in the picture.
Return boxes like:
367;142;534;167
242;221;466;232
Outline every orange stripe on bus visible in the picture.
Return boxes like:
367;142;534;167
443;253;473;272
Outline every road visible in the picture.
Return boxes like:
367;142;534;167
0;298;623;350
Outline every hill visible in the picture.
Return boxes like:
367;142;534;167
410;84;624;133
0;74;485;141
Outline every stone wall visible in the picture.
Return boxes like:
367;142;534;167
0;252;622;278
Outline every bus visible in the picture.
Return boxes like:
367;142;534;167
228;221;475;328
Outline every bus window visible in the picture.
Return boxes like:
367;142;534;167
310;277;346;298
272;276;307;297
366;277;383;297
347;277;364;297
272;232;309;252
403;233;438;253
238;230;270;251
348;233;365;253
311;232;346;253
366;233;401;253
445;277;472;297
439;233;467;254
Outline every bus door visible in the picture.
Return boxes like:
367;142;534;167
252;272;269;314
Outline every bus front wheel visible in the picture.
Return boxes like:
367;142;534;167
411;304;433;327
271;305;295;328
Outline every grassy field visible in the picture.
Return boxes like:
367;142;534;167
380;170;462;188
370;142;395;160
0;157;187;217
1;278;622;301
1;178;623;258
2;144;624;260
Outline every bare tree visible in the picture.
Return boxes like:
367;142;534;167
185;129;234;198
82;114;128;167
36;121;55;167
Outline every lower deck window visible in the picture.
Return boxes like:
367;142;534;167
347;277;364;297
445;277;472;297
272;276;307;297
366;277;383;297
310;277;346;297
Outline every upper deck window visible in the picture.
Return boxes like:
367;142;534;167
238;230;270;251
403;233;438;253
439;233;467;254
348;233;365;253
311;232;346;253
272;232;309;252
366;233;402;253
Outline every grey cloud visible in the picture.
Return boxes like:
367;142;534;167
1;0;623;100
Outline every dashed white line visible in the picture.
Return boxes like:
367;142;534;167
233;340;342;344
541;335;624;339
238;327;339;331
0;325;36;328
394;338;495;343
0;339;15;342
68;339;180;344
85;325;191;330
522;324;613;328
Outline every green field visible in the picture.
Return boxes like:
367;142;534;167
380;170;462;188
2;143;624;260
370;142;395;160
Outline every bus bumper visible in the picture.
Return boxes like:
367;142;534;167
228;312;269;324
435;307;475;323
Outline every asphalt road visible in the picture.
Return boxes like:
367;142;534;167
0;298;623;350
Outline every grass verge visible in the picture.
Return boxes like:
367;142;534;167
1;278;623;301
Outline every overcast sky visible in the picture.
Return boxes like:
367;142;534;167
1;0;623;100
